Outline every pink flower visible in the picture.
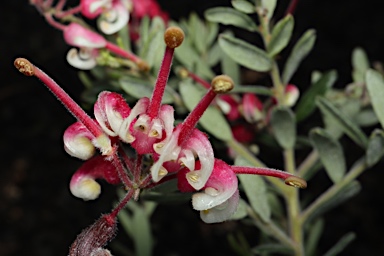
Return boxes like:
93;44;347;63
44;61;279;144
241;93;264;123
80;0;130;34
62;23;145;70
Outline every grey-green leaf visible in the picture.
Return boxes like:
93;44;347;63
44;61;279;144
119;77;173;104
268;15;294;57
305;218;324;256
323;232;356;256
231;0;256;14
270;107;296;149
352;47;370;83
230;199;248;220
309;128;346;183
366;69;384;129
179;79;233;141
366;129;384;167
261;0;277;19
283;29;316;83
316;97;368;148
219;34;272;72
295;70;337;122
205;7;258;32
235;156;271;223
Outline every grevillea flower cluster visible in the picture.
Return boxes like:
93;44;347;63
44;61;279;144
15;24;306;255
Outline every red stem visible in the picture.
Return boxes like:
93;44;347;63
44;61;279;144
147;47;174;119
232;166;294;180
285;0;299;16
110;188;135;218
105;42;140;63
111;152;134;189
33;65;104;138
187;70;211;89
178;88;217;145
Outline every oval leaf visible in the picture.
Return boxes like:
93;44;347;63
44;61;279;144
295;70;337;122
352;47;369;83
270;106;296;149
283;29;316;84
316;97;368;148
179;79;233;141
204;7;258;32
235;156;271;223
366;69;384;129
219;34;272;72
119;77;173;104
231;0;256;14
309;128;346;183
268;15;294;57
366;129;384;167
261;0;277;19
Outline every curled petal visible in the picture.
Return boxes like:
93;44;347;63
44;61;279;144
118;97;149;143
98;1;129;35
70;175;101;200
64;122;96;160
64;23;107;48
150;128;181;182
199;189;239;223
131;114;158;154
66;48;98;70
183;129;214;190
153;104;175;153
94;91;131;136
81;0;112;19
192;159;238;210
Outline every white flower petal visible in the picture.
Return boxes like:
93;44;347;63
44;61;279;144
199;190;240;223
66;48;97;70
98;1;129;35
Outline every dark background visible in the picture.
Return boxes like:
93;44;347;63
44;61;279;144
2;0;384;255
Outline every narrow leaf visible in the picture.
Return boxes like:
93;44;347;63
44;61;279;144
205;7;258;32
268;15;294;57
283;29;316;83
305;218;324;256
366;129;384;167
309;128;346;183
231;0;256;14
270;107;296;149
352;47;369;83
295;70;337;122
323;232;356;256
366;69;384;129
235;156;271;223
261;0;277;19
219;34;273;72
179;79;233;141
316;97;368;148
304;181;361;224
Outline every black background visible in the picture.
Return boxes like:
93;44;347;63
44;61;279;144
2;1;384;255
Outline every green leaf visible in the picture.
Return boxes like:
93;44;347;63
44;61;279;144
316;97;368;148
235;156;271;223
268;15;294;57
230;199;248;220
366;69;384;129
366;129;384;167
352;47;370;83
270;107;296;149
309;128;346;183
305;218;324;256
207;42;221;66
119;77;173;104
252;244;293;255
323;232;356;256
221;32;241;84
295;70;337;122
304;181;361;225
179;79;233;141
261;0;277;19
118;201;156;256
219;34;273;72
231;0;256;14
355;108;379;127
283;29;316;84
205;7;258;32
